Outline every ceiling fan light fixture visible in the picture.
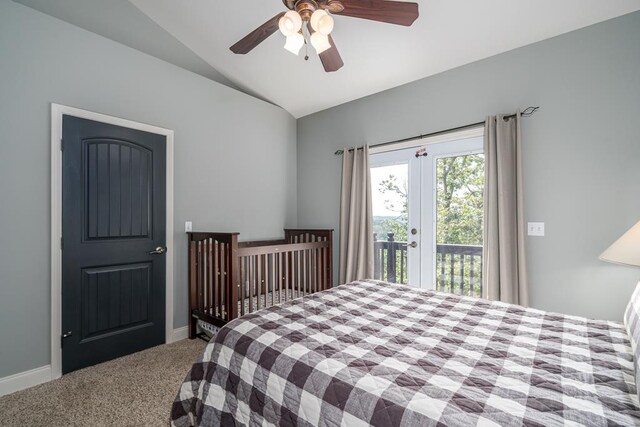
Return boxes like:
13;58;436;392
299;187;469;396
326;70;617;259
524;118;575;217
284;32;305;55
310;9;334;35
279;10;303;36
310;32;331;54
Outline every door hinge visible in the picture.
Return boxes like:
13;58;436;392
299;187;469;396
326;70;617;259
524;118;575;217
60;237;64;250
60;139;64;151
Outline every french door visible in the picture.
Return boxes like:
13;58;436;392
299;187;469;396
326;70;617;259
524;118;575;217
370;133;484;296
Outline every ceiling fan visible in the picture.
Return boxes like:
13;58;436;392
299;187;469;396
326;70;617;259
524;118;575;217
230;0;419;72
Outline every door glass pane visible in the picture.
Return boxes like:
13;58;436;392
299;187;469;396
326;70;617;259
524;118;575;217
371;164;409;284
435;154;484;296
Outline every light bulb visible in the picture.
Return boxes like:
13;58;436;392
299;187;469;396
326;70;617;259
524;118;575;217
278;16;294;36
310;10;334;35
279;11;302;36
310;32;331;54
284;32;305;55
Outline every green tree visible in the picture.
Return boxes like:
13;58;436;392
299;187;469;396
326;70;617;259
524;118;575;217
374;155;484;245
436;154;484;246
376;174;408;242
374;156;484;292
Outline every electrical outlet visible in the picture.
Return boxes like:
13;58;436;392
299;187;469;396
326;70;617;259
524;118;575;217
185;221;193;233
528;222;544;236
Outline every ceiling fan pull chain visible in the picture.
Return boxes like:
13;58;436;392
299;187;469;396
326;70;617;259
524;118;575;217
304;25;310;61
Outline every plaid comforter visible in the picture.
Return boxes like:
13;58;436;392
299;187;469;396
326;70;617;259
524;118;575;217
171;280;640;426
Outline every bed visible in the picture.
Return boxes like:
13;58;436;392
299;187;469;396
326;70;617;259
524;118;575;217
171;280;640;426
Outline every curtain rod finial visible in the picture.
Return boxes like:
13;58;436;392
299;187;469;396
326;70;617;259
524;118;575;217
335;149;344;156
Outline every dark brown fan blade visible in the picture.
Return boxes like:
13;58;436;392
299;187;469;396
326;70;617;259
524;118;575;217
307;23;344;72
336;0;419;26
319;35;344;72
230;12;285;54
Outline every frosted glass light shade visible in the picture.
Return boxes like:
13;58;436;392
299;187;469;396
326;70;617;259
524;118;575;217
284;32;305;55
310;32;331;54
600;220;640;267
310;10;334;35
279;11;303;36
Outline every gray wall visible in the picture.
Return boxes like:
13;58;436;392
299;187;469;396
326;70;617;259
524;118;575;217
0;0;297;378
297;11;640;322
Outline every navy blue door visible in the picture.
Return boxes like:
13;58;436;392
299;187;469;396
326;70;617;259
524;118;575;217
62;115;166;374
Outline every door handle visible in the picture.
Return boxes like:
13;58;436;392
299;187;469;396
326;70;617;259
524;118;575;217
409;241;418;248
149;246;167;255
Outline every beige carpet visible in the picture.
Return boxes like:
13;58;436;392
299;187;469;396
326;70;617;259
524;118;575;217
0;338;207;427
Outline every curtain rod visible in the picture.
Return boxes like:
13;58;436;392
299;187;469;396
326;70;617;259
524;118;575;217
334;106;539;155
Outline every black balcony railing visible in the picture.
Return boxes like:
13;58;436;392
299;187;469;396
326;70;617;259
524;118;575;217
373;233;483;297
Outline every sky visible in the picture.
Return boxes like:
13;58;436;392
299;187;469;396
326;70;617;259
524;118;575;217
370;164;408;217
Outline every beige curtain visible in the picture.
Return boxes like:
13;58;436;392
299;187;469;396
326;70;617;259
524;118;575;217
339;145;374;283
482;113;529;306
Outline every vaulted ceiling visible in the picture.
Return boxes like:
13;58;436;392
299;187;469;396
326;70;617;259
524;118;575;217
15;0;640;118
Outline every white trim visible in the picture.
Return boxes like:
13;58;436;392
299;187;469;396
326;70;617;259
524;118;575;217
1;325;189;397
171;326;189;342
0;365;52;397
50;104;175;380
369;124;484;155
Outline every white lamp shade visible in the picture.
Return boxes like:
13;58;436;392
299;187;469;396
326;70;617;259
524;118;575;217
310;32;331;54
279;11;303;36
310;10;334;35
284;32;304;55
600;220;640;267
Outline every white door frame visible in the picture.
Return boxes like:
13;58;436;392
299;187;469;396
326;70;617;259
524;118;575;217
50;104;174;380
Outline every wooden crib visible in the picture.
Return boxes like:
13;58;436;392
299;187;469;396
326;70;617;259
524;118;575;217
187;229;333;339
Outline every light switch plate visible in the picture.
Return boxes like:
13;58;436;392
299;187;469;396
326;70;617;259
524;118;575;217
185;221;193;233
528;222;544;236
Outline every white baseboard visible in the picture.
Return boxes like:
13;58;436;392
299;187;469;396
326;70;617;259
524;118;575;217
171;326;189;342
0;365;52;397
1;327;191;397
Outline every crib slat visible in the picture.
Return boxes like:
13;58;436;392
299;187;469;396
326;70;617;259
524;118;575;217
207;239;212;316
219;242;225;319
295;249;300;299
315;248;320;294
270;254;275;307
317;247;322;292
277;252;282;303
239;256;245;316
264;255;268;309
314;248;319;294
210;241;215;317
258;254;263;310
309;248;313;294
320;246;325;291
249;255;254;313
220;241;225;318
224;242;228;318
285;252;290;304
304;249;309;296
213;240;217;316
222;242;228;319
215;241;219;318
308;249;313;294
